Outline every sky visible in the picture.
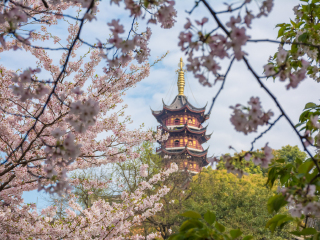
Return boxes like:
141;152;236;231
120;0;317;156
3;0;319;205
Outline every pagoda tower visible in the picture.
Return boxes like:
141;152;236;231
151;58;211;174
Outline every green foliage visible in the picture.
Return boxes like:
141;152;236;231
296;102;320;134
169;210;252;240
270;0;320;84
273;145;307;163
216;152;263;174
110;141;195;239
183;168;292;239
217;145;307;176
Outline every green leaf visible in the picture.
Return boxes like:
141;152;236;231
300;227;317;235
230;229;242;239
298;32;308;42
267;195;287;214
298;160;314;174
215;222;225;232
314;24;320;31
242;236;253;240
266;214;289;233
291;42;298;53
276;158;285;163
312;232;320;240
299;110;309;122
267;167;277;188
180;211;202;219
266;214;287;228
277;25;287;38
280;173;290;185
305;102;317;109
291;227;317;236
290;19;297;28
143;0;149;8
180;219;203;232
203;210;216;225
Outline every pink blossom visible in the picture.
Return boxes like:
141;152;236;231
195;17;209;26
310;115;320;129
277;48;287;64
264;64;275;76
244;11;254;28
107;19;125;34
184;18;192;29
226;16;241;28
140;164;148;177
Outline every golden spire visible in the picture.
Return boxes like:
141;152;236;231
177;58;185;96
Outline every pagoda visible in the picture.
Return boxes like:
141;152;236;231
151;58;211;174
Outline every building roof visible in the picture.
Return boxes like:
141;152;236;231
163;95;207;112
152;95;207;115
161;147;209;167
199;132;213;144
151;95;209;123
162;124;208;134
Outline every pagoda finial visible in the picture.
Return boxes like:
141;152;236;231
177;58;185;96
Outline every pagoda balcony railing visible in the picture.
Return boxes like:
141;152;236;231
166;143;202;150
157;143;202;151
162;121;201;129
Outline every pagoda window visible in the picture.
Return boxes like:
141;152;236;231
174;118;180;125
188;118;192;124
174;140;180;147
188;140;193;146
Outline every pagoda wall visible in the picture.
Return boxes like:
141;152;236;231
163;114;202;128
165;135;203;150
165;157;201;173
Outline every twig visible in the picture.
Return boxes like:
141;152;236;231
207;57;235;115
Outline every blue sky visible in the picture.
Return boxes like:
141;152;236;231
3;0;318;206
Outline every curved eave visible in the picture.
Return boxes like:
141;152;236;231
160;148;209;167
162;125;207;134
199;133;212;144
163;104;205;114
152;109;163;117
161;147;208;158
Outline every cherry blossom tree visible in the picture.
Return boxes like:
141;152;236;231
1;0;320;238
0;0;179;238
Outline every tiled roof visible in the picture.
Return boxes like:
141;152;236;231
163;95;206;111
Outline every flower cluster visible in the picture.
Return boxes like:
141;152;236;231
279;185;319;218
264;48;309;90
153;0;177;29
244;143;273;168
67;98;100;133
0;0;175;236
230;97;274;134
178;0;274;86
9;68;49;102
223;155;245;178
139;164;148;177
0;7;28;31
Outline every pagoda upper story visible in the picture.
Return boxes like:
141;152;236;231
151;58;211;174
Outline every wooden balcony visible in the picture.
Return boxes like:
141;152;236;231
165;119;201;128
157;142;203;152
